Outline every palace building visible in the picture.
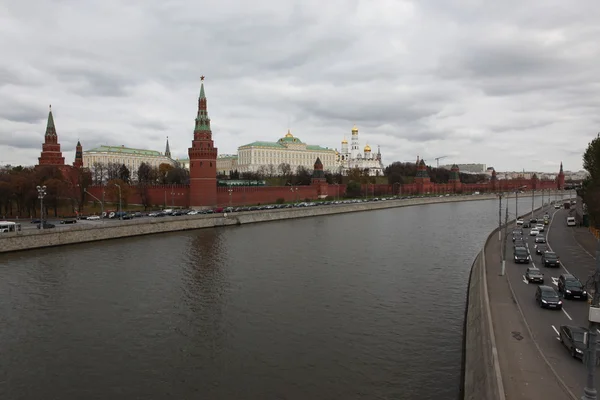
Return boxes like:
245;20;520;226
83;139;176;171
338;125;384;176
236;130;337;173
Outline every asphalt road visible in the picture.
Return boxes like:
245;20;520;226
504;205;599;396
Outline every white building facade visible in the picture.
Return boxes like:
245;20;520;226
338;125;384;176
236;130;337;173
83;145;176;172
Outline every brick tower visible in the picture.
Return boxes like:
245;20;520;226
491;169;498;191
311;157;328;198
73;140;83;168
415;159;432;194
188;77;218;208
38;105;65;166
557;162;565;189
449;164;462;192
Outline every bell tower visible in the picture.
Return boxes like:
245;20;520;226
188;76;218;207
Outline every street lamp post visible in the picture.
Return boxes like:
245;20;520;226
36;185;47;230
228;188;233;208
501;192;509;276
114;183;122;220
516;185;527;221
531;189;535;220
290;186;298;204
171;185;175;208
84;188;104;217
582;239;600;400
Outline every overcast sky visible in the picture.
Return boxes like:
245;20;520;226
1;0;599;173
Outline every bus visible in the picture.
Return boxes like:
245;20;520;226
0;221;21;233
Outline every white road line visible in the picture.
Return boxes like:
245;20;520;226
545;209;571;275
522;275;529;284
562;308;573;320
552;325;560;336
551;277;559;286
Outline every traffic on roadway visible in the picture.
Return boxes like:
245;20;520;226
504;199;600;395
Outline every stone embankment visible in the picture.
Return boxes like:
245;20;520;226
0;192;559;254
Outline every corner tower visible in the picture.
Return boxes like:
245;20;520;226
188;77;218;207
38;105;65;166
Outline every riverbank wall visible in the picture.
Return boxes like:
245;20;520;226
0;192;559;254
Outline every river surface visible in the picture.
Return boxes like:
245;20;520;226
0;196;545;400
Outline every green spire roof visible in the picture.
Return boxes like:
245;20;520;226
47;107;55;129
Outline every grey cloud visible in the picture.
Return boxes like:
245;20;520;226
0;105;46;124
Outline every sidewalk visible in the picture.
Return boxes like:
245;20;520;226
572;226;598;257
484;233;574;400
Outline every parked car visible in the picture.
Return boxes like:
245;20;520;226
60;219;77;224
558;274;587;299
525;267;544;283
535;285;562;309
37;222;55;229
541;251;560;267
87;215;101;220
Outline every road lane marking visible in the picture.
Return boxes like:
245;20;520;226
545;209;571;275
551;277;559;286
522;275;529;284
562;308;573;320
552;325;560;336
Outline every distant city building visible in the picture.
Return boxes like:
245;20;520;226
440;163;486;174
83;138;176;171
337;125;384;176
236;130;337;173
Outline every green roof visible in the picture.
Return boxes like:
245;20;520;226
239;140;335;152
47;110;55;130
84;145;162;156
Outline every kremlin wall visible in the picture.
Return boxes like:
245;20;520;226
36;80;566;209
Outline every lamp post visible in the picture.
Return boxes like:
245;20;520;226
516;185;527;221
228;187;233;208
582;239;600;400
171;185;175;208
290;186;298;205
84;188;104;217
531;188;535;220
114;183;122;220
36;185;47;230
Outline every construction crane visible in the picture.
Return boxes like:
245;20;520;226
434;156;448;168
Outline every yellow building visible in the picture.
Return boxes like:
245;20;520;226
83;144;176;171
236;130;337;173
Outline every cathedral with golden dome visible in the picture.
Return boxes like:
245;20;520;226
337;125;384;176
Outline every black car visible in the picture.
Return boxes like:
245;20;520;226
513;247;530;263
558;274;587;300
535;285;562;309
512;232;523;242
121;214;134;220
530;218;537;224
523;221;531;228
37;222;55;229
559;326;587;360
541;252;560;268
513;239;526;248
525;267;544;283
534;244;548;255
60;219;77;224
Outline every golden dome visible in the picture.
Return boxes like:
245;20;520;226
352;125;358;133
364;144;371;152
341;137;348;144
285;129;293;138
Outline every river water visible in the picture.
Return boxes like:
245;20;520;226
0;197;544;400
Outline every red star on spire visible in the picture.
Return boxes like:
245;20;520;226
201;75;205;81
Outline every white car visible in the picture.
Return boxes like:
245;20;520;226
554;204;561;209
530;228;540;236
536;223;545;232
87;215;100;220
187;210;199;215
567;217;576;227
516;219;524;226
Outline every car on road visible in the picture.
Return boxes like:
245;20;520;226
567;217;576;226
554;204;561;209
558;274;587;300
535;223;545;232
37;222;55;229
535;285;562;309
512;232;523;242
530;218;538;224
525;267;544;283
530;228;539;236
514;247;530;264
534;234;546;244
60;219;77;224
541;251;560;267
522;221;531;228
513;239;526;248
516;218;524;226
559;326;587;360
534;244;548;255
87;215;100;220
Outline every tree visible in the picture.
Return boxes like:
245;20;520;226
165;166;189;184
582;134;600;226
105;179;132;208
137;162;154;184
106;162;120;181
118;164;131;183
158;163;174;184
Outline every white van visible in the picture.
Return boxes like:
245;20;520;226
566;217;576;227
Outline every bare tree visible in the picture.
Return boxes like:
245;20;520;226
106;162;120;181
91;162;106;185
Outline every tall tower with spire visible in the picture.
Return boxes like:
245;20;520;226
73;140;83;168
38;105;65;166
188;76;218;207
557;162;565;190
165;136;171;159
350;125;359;159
